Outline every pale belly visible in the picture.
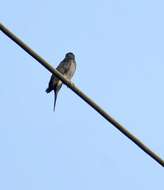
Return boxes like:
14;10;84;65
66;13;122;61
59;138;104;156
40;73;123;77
65;62;76;80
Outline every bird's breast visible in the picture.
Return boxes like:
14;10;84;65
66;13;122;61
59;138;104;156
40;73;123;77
66;61;76;79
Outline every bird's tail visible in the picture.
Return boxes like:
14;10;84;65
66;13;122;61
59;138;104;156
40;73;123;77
53;90;58;112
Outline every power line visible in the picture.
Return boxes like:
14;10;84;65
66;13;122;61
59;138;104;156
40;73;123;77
0;22;163;167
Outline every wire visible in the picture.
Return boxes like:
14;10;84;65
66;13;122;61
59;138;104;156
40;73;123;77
0;22;163;167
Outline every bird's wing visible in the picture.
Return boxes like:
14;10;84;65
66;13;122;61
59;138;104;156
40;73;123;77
56;60;71;75
47;74;57;88
47;60;67;88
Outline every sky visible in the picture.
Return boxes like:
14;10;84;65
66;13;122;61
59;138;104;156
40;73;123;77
0;0;164;189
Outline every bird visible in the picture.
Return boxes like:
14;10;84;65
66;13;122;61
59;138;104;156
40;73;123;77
45;52;76;111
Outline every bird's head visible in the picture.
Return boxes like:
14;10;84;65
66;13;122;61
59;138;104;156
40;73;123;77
65;52;75;60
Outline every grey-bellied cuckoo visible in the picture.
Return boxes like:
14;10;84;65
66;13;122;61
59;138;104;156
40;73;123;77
46;52;76;111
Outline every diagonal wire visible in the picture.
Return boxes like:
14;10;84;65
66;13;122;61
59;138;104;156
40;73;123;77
0;22;163;167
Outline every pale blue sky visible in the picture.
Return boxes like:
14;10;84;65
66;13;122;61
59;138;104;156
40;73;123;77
0;0;164;189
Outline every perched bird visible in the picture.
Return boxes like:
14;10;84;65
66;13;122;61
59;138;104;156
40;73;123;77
46;52;76;111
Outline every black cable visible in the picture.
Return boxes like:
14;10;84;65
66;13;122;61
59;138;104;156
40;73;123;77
0;22;163;167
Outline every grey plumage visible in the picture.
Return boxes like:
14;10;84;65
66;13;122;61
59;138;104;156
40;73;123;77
46;52;76;111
